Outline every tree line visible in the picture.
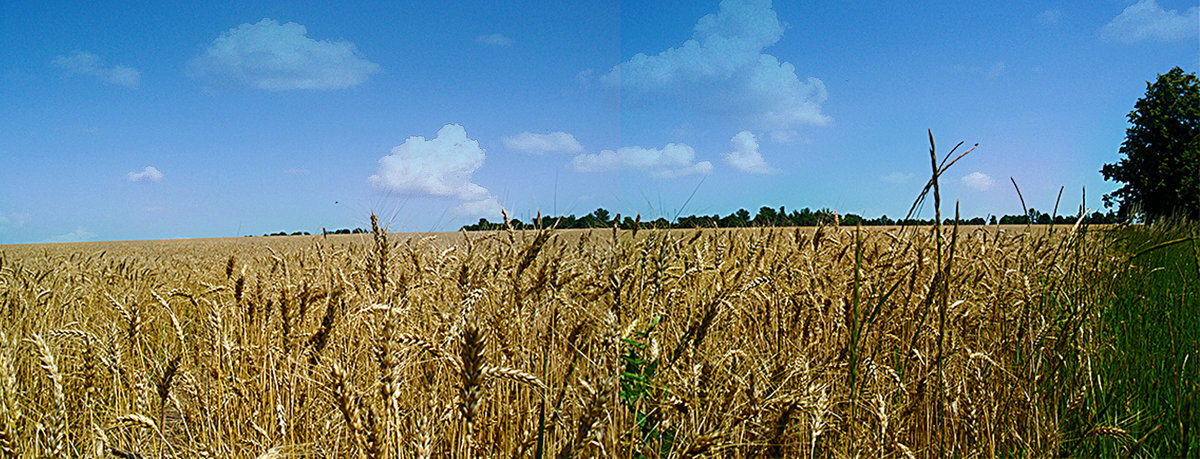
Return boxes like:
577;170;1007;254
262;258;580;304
460;206;1123;231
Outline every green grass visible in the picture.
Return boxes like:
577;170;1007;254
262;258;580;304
1064;221;1199;457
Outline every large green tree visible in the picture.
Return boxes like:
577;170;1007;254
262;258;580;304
1101;67;1200;221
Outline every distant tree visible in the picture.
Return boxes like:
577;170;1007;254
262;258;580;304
1101;67;1199;221
988;215;997;225
621;216;636;229
591;208;611;226
814;208;837;226
791;208;817;226
735;208;751;226
754;206;778;226
556;214;577;228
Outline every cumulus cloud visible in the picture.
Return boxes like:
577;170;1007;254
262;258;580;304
48;227;97;243
1101;0;1199;42
52;51;140;88
503;131;584;154
1034;9;1063;25
724;131;775;174
571;143;713;178
601;0;829;130
126;166;164;183
187;19;381;90
476;33;514;47
961;171;996;191
369;124;494;203
455;196;503;217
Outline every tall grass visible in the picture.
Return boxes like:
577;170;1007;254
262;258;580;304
1058;220;1199;457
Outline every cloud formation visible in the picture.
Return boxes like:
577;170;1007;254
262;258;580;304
601;0;828;130
1101;0;1199;43
369;124;495;208
961;171;996;191
476;33;514;47
571;143;713;178
724;131;775;174
126;166;164;183
454;196;503;217
187;19;381;90
503;131;584;154
52;51;140;88
48;227;97;243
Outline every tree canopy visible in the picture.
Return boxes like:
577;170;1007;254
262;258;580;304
1101;67;1200;221
459;206;1120;231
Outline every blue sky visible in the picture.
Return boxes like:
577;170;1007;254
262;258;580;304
1;0;1197;243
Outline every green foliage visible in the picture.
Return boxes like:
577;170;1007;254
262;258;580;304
462;207;1120;231
592;208;612;226
1060;221;1200;457
619;315;675;457
1102;67;1200;221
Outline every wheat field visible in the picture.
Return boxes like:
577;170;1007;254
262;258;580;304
0;217;1138;457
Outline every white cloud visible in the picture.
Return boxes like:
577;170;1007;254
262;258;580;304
961;171;996;191
1035;9;1063;25
600;0;829;130
126;166;164;183
881;172;915;184
571;143;713;178
476;33;514;47
369;124;494;202
283;167;311;175
571;150;620;173
52;51;140;88
48;227;97;243
724;131;775;174
455;196;503;217
1101;0;1199;43
503;131;584;154
187;19;381;90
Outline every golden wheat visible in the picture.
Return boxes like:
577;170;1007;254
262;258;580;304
0;222;1119;457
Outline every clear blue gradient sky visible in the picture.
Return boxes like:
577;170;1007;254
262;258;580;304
1;0;1197;243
